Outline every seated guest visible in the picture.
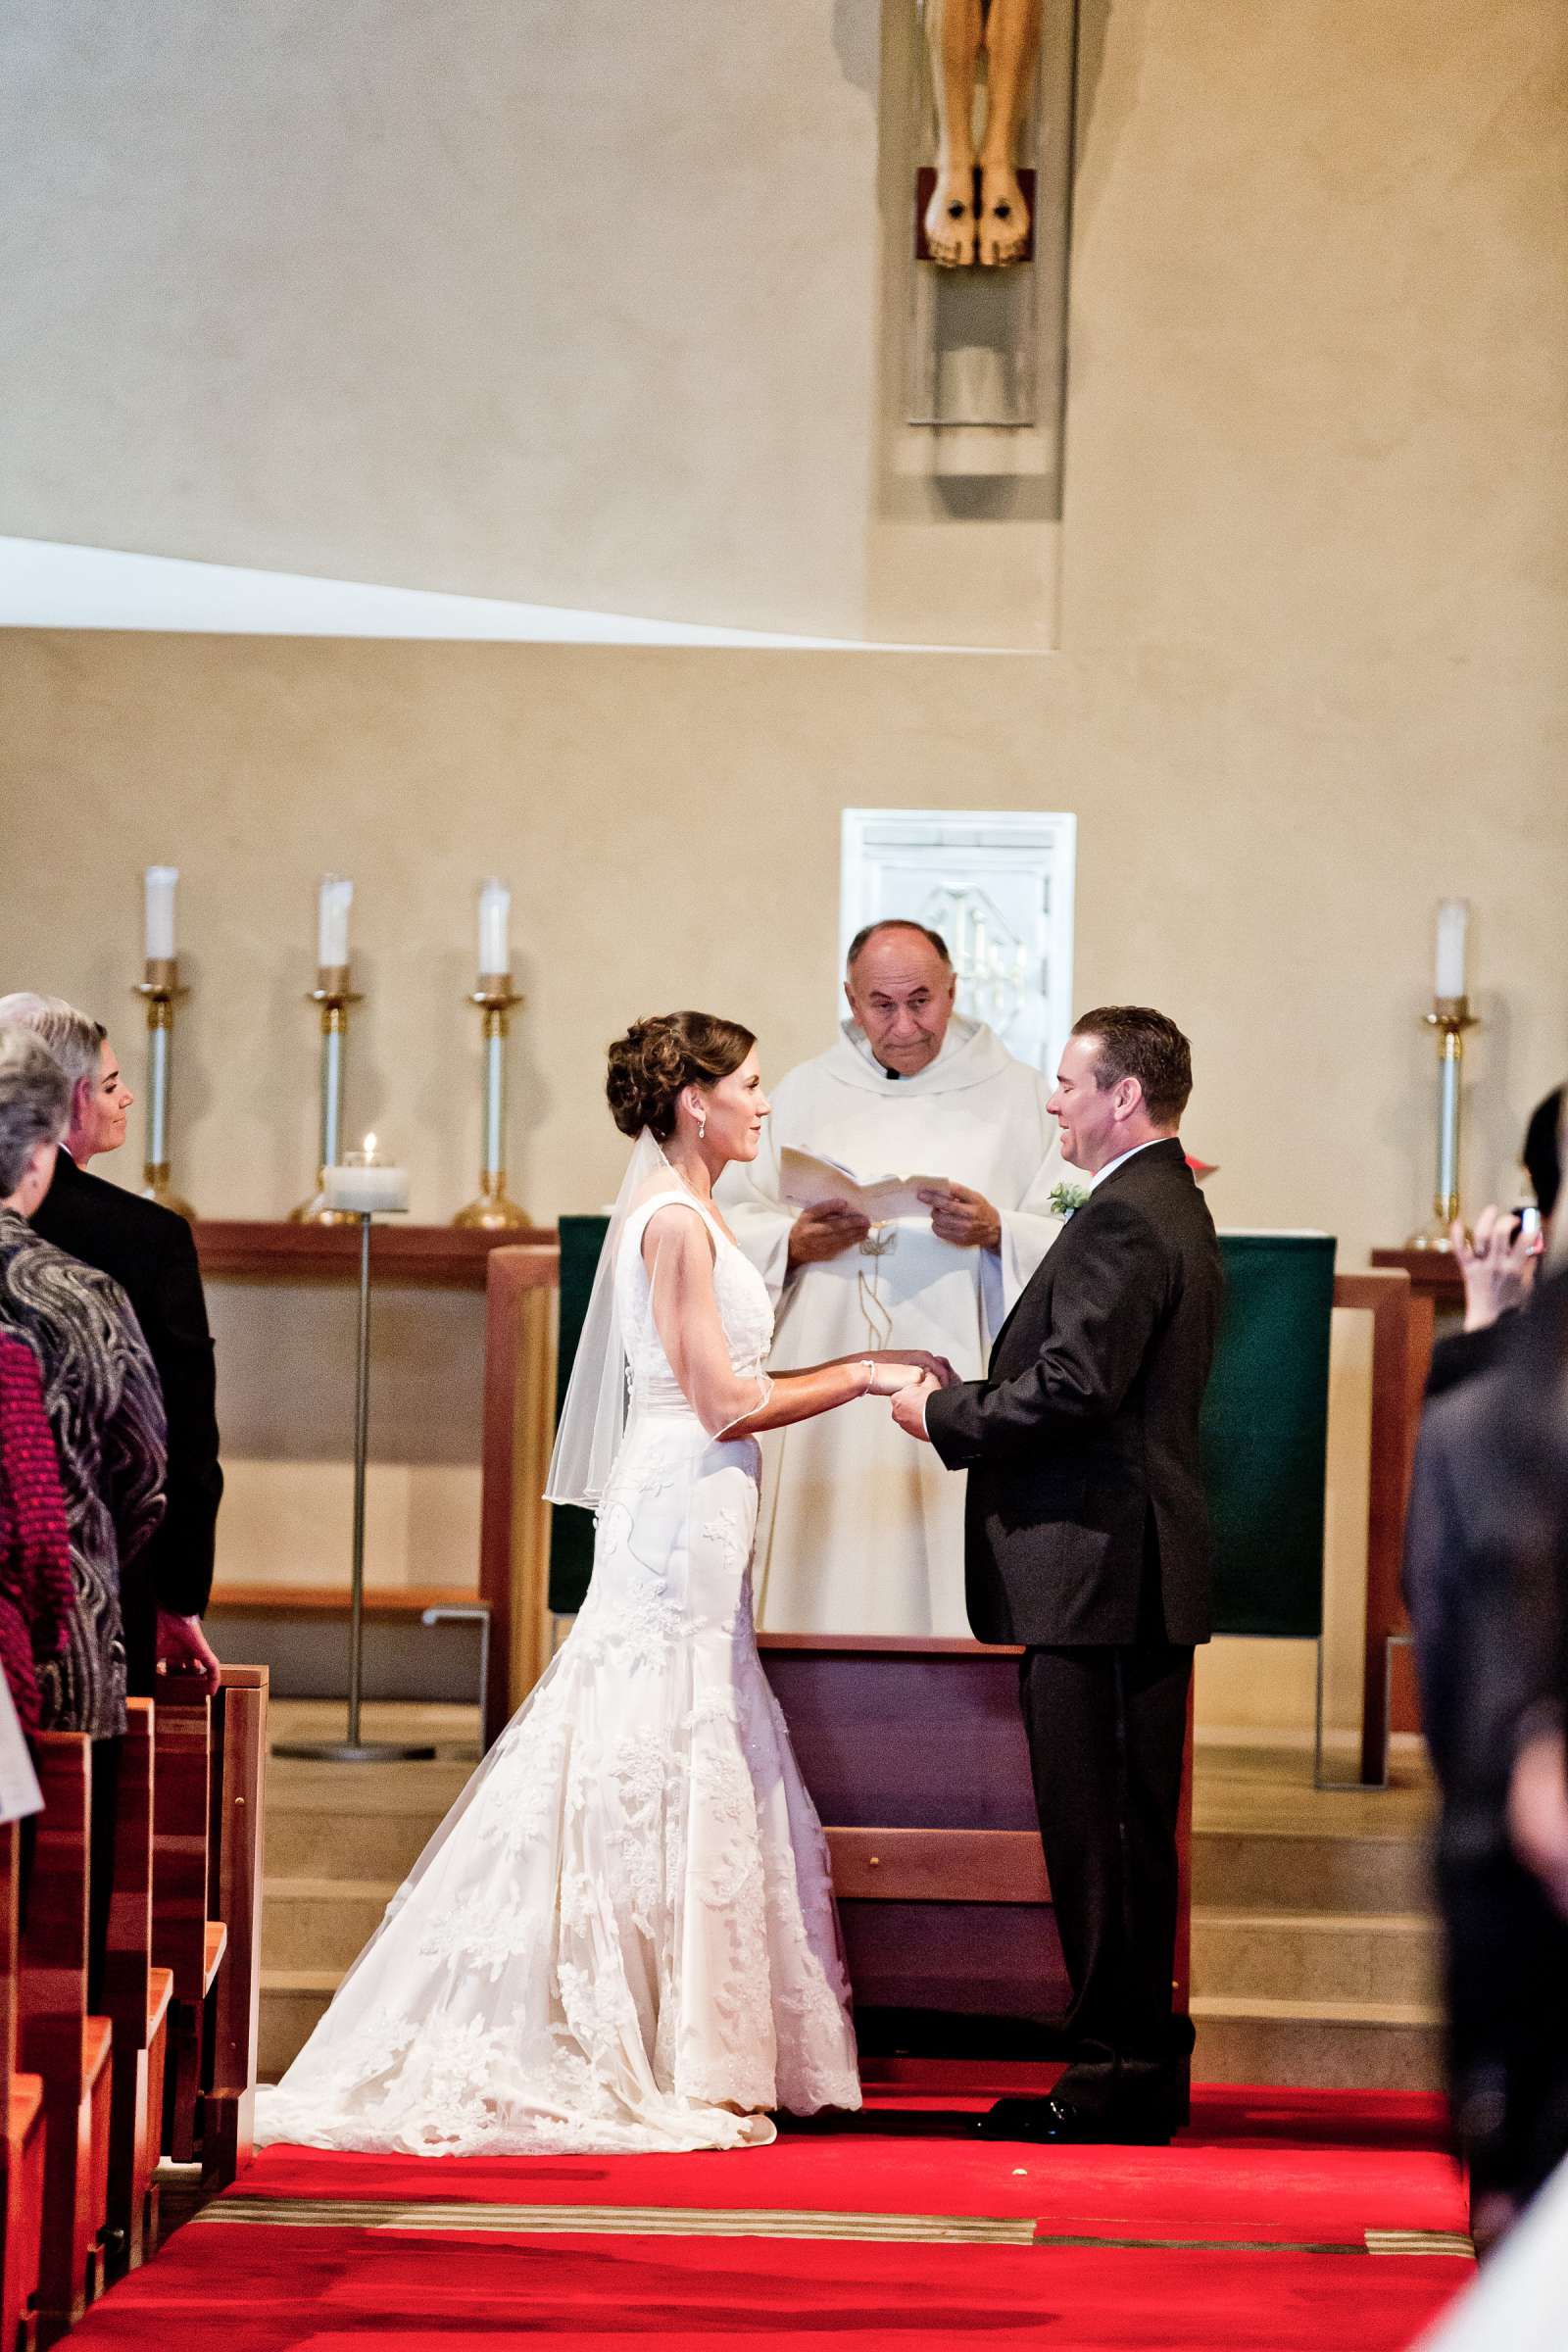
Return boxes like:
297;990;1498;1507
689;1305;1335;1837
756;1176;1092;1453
0;1025;167;1740
0;993;221;1695
0;1332;74;1732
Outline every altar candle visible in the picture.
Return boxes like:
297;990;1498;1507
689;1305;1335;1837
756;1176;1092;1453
143;865;178;961
318;874;354;969
323;1132;410;1214
478;878;511;977
1434;899;1469;1000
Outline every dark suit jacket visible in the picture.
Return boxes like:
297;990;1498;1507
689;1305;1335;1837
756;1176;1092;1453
924;1137;1222;1647
31;1152;221;1625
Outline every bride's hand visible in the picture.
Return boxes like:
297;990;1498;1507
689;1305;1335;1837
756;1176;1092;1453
866;1348;958;1388
864;1360;927;1397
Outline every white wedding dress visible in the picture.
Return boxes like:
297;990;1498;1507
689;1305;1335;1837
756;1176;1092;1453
256;1187;861;2155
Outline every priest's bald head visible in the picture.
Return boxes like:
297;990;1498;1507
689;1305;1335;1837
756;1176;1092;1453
845;921;956;1077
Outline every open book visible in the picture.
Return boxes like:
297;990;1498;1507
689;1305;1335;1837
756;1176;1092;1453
778;1147;949;1224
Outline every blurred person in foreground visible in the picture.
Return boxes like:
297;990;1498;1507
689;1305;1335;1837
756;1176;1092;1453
1403;1183;1568;2245
0;992;220;1696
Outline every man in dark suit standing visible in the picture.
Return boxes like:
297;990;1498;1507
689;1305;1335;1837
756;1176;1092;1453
0;994;222;1697
892;1005;1221;2143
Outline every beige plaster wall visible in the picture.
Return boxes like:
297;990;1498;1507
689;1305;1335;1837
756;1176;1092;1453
8;4;1560;650
0;0;1061;646
2;630;1562;1254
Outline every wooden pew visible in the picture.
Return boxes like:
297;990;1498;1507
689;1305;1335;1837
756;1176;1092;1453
101;1700;172;2278
19;1736;113;2344
151;1699;226;2165
0;1819;45;2352
202;1667;268;2190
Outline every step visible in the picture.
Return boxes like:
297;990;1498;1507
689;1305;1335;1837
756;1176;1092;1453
1191;1907;1441;2008
262;1878;402;1973
264;1762;472;1878
1192;1993;1445;2091
1190;1828;1434;1916
259;1979;1448;2098
259;1972;336;2082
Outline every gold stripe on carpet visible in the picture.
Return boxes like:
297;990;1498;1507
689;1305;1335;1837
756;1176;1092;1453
197;2198;1475;2259
1365;2230;1475;2258
199;2196;1036;2245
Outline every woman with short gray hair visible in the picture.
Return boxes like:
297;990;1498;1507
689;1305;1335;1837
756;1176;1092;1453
0;1025;166;1737
0;994;105;1111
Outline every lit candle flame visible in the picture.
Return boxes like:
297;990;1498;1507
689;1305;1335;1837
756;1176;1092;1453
364;1132;377;1160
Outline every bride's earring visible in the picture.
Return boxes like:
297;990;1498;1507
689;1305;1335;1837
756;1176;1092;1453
696;1108;708;1141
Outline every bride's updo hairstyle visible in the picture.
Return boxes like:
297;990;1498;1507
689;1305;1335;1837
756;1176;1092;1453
606;1012;757;1142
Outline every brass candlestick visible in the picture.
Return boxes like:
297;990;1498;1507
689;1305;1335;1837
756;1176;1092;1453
1406;995;1479;1249
290;964;364;1225
133;956;195;1221
454;976;528;1229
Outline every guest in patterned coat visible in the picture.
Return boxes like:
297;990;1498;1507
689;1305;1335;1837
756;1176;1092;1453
0;1026;167;1742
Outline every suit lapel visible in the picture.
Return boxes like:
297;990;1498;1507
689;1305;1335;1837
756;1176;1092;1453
985;1139;1189;1372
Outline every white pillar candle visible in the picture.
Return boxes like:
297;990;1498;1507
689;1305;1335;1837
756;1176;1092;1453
144;865;178;961
478;878;511;976
318;874;354;969
1434;899;1469;1000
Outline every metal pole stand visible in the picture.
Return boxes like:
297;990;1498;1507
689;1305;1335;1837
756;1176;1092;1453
134;958;196;1220
1405;995;1478;1249
290;965;364;1225
453;977;529;1228
274;1210;435;1763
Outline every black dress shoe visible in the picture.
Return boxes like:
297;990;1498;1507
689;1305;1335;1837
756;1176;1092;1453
974;2094;1173;2147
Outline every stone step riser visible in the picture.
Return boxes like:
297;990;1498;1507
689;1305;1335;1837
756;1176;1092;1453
1191;1917;1441;2008
261;1988;1446;2098
1191;1835;1433;1916
261;1986;333;2082
263;1890;398;1972
1192;2012;1444;2093
267;1809;447;1879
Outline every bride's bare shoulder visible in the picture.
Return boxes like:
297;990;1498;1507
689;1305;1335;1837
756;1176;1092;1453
639;1195;718;1274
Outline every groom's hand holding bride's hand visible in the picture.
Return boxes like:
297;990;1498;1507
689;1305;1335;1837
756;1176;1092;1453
864;1348;957;1389
890;1370;942;1443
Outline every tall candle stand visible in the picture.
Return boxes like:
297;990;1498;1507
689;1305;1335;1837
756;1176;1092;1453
132;957;195;1221
273;1154;435;1764
290;965;363;1225
454;976;529;1229
1406;995;1479;1249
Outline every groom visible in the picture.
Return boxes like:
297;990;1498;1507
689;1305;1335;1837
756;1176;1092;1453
891;1006;1222;2144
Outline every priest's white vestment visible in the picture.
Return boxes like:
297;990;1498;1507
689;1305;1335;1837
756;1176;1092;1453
717;1018;1068;1636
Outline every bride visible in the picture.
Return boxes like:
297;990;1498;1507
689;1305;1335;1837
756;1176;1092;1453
256;1010;945;2156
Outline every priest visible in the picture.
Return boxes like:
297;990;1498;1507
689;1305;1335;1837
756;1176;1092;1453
719;919;1069;1635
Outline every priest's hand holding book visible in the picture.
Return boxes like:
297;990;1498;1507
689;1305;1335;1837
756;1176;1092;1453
780;1150;1002;1258
787;1198;873;1266
917;1181;1003;1251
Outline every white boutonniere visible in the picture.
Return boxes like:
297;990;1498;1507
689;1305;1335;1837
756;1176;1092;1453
1049;1182;1091;1220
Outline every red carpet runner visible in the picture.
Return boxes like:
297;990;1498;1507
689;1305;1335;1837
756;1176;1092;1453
70;2080;1472;2349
